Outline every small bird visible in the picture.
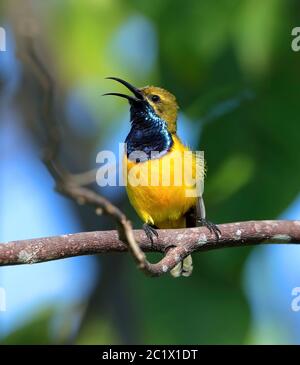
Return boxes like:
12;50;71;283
104;77;220;277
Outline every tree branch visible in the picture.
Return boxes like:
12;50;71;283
1;220;299;276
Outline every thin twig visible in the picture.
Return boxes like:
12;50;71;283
16;37;160;276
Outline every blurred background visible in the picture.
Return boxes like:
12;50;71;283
1;0;300;344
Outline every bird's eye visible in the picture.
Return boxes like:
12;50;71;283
151;94;160;103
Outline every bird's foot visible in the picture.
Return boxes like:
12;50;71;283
197;218;221;241
143;223;158;247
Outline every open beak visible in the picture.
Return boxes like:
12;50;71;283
103;77;144;103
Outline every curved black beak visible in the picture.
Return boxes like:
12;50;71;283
103;77;144;103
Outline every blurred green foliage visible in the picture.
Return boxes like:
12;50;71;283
1;0;300;344
1;309;55;345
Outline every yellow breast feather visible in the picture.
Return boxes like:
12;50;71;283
124;136;204;228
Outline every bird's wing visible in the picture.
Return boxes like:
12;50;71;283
194;150;205;197
185;151;206;227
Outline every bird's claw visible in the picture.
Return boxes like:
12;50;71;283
143;223;158;247
197;218;221;241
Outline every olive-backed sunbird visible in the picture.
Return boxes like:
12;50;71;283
104;77;220;277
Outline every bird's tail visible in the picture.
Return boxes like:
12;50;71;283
170;254;193;277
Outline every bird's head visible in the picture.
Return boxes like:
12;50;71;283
103;77;179;133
